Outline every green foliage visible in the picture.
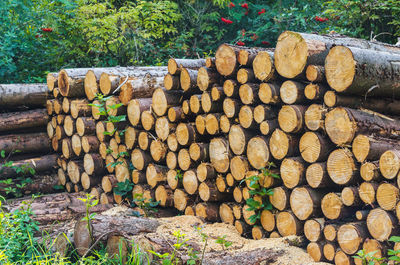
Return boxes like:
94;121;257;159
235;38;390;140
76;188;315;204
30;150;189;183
132;193;159;217
241;162;279;224
215;235;232;251
175;169;183;180
78;194;98;243
149;230;199;265
323;0;400;42
352;236;400;264
114;179;134;198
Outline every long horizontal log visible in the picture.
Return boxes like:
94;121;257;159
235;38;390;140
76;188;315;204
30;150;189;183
0;109;48;132
0;154;57;179
0;84;48;109
274;31;400;79
0;132;50;154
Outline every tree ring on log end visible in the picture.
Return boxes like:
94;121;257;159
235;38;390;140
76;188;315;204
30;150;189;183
325;46;356;92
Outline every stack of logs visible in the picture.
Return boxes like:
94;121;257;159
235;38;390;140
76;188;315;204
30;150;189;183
50;31;400;265
0;83;58;196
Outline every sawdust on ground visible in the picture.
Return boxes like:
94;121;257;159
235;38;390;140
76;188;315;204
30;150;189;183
156;215;331;265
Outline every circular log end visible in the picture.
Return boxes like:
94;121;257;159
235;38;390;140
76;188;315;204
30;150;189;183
325;46;355;92
197;67;210;91
278;105;302;133
299;132;322;163
259;83;279;104
239;84;254;105
253;51;273;81
260;210;275;232
210;138;230;173
230;156;249;181
84;70;98;100
276;211;300;236
173;189;188;211
237;68;249;84
323;90;337;107
205;114;220;135
198;182;211;201
304;219;322;242
337;224;363;255
324;224;337;242
152;88;168;116
341;187;356;206
166;151;177;170
215;44;237;76
189;95;201;114
223;79;236;97
367;208;395;241
99;72;112;95
290;187;314;220
185;205;195;216
270;187;288;211
195;115;206;135
269;129;290;160
275;31;308;78
247;136;269;169
379;150;400;180
71;134;82;156
323;243;335;261
280;157;305;189
150;140;167;162
155;117;170;141
304;104;325;131
305;65;319;82
238;50;249;66
141;111;155;131
167;133;178;152
201;92;212;113
359;182;376;205
321;193;342;220
352;135;371;163
327;148;356;185
334;250;352;265
376;183;399;210
307;242;322;262
131;149;145;170
280;81;301;104
238;105;254;129
167;169;178;190
219;203;234;225
228;125;247;156
220;115;231;134
325;107;356;145
178;149;191;171
306;163;325;188
182;170;198;195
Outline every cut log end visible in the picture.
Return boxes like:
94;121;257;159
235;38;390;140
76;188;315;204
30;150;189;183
325;46;355;92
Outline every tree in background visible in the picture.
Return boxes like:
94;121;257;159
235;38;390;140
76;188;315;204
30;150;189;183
0;0;399;84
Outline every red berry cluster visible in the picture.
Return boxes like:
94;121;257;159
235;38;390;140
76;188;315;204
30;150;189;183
314;16;328;22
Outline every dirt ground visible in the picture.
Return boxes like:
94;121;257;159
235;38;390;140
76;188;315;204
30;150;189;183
104;206;331;265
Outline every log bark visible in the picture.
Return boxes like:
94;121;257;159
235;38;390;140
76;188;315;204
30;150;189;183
0;109;48;133
324;90;400;116
0;132;50;155
168;58;205;75
195;203;219;222
155;185;174;207
98;66;168;95
352;134;400;163
131;170;146;185
0;84;48;109
253;105;277;124
83;153;105;176
173;188;194;211
325;45;400;98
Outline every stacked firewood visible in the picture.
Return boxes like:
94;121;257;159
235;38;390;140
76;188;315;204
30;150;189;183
0;83;58;196
49;31;400;265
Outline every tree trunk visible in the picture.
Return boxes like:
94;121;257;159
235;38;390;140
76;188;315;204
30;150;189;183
223;79;240;98
237;68;255;84
223;98;241;118
359;182;378;205
168;58;205;75
201;92;223;113
239;83;259;105
98;66;168;95
304;83;327;101
0;132;50;154
195;203;220;222
196;163;216;182
352;134;400;163
178;149;196;171
199;181;231;202
246;136;270;170
269;186;290;211
189;143;208;162
146;164;168;188
101;175;117;193
306;65;325;83
0;84;48;109
119;74;165;105
253;105;277;124
58;68;91;97
321;193;352;220
149;139;167;163
164;73;180;91
275;31;400;79
155;185;174;207
155;117;176;141
360;161;381;182
71;99;91;119
168;107;186;123
280;80;306;105
276;211;303;236
152;89;182;117
83;153;105;176
325;45;400;98
259;82;281;105
341;187;362;207
209;137;231;173
307;242;325;262
0;109;48;132
76;117;96;137
304;219;324;242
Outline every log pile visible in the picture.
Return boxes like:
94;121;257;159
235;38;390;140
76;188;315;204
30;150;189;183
0;83;58;196
48;31;400;264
